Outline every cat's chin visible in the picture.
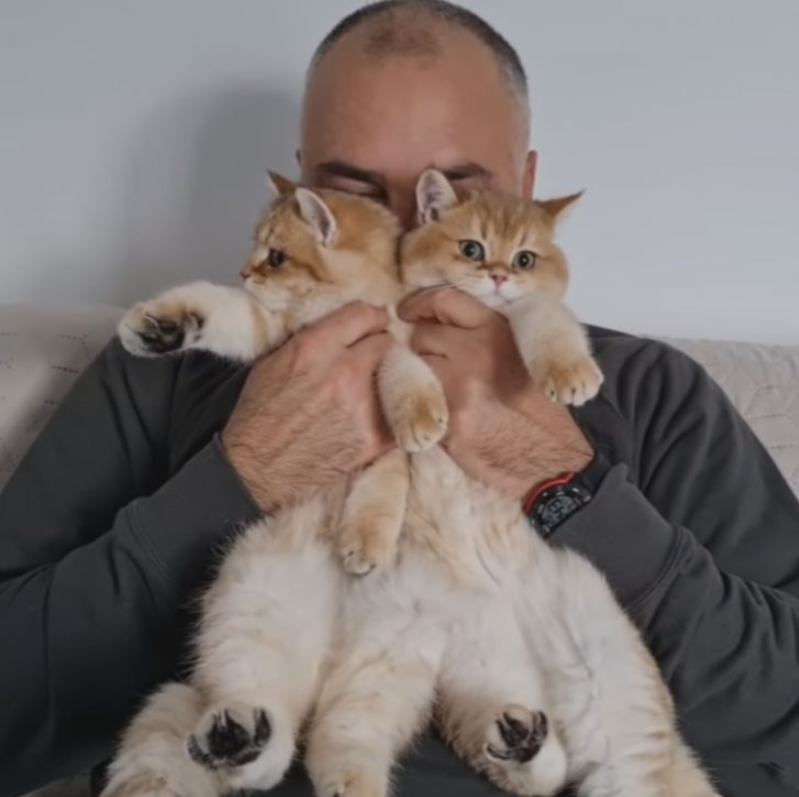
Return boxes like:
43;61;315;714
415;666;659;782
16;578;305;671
245;283;291;313
465;289;512;311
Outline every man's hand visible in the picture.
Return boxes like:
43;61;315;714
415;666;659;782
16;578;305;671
399;289;593;501
222;302;393;512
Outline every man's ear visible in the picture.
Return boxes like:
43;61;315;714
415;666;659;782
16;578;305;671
295;188;337;246
416;169;459;224
537;191;584;224
522;150;538;199
266;171;297;197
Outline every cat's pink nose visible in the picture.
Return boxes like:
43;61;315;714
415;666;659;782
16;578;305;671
490;273;508;286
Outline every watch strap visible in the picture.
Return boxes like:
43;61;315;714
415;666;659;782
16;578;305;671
522;472;577;515
523;453;613;538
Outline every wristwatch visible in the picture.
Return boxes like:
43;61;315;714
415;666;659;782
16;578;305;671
523;454;611;538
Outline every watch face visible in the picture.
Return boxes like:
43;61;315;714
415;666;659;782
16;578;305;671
533;483;591;536
539;494;581;527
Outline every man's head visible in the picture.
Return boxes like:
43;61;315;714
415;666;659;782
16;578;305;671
300;0;536;229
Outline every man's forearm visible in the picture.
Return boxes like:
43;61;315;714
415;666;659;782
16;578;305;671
0;438;260;797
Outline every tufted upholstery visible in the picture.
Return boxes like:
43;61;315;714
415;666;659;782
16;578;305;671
666;337;799;493
0;305;797;797
0;304;123;492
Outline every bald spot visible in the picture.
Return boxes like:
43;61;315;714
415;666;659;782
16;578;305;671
304;12;528;148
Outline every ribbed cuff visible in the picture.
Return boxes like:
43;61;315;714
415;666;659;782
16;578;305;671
551;463;682;609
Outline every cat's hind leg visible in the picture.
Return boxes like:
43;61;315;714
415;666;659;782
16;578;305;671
189;502;343;792
522;546;719;797
100;682;222;797
436;604;568;797
305;605;443;797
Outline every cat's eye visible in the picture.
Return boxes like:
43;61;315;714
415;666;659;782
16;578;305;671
459;240;485;262
513;251;537;270
267;248;286;268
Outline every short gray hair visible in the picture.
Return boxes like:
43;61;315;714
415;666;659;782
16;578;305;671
309;0;530;131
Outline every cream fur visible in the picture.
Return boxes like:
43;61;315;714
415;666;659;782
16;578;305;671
105;179;719;797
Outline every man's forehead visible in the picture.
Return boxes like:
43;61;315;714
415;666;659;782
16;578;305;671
303;52;520;158
303;25;520;128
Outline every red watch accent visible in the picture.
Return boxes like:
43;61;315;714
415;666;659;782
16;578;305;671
522;472;577;515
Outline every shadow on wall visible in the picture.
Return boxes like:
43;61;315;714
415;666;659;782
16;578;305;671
116;85;300;304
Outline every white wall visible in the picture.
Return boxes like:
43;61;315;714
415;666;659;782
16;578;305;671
1;0;797;343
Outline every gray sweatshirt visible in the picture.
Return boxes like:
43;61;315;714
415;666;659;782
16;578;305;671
1;327;798;797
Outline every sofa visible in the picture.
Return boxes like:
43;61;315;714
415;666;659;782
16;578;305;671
1;303;798;797
2;303;798;496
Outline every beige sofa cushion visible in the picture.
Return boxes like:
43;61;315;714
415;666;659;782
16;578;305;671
0;304;122;492
667;337;799;494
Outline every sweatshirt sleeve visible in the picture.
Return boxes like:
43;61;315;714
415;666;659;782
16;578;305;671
0;340;260;796
552;340;799;788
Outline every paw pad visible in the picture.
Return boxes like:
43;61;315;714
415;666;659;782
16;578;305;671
486;707;548;765
187;706;270;770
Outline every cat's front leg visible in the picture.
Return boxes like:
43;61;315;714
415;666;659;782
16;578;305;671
337;448;410;575
379;326;449;451
507;298;603;407
119;280;285;361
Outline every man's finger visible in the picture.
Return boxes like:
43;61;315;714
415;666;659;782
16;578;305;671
398;287;495;329
409;321;466;358
310;302;390;350
349;331;393;371
418;352;454;386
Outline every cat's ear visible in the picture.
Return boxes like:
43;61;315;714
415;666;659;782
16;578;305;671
416;169;459;224
295;188;337;246
538;191;584;224
266;171;297;197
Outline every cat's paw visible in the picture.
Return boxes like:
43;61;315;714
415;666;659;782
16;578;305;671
535;356;604;406
338;518;398;576
390;390;449;452
187;704;271;771
483;706;567;797
119;300;203;357
485;706;549;765
314;767;387;797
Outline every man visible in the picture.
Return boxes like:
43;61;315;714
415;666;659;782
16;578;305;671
1;2;798;796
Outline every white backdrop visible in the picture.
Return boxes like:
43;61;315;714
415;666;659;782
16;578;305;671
1;1;797;343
